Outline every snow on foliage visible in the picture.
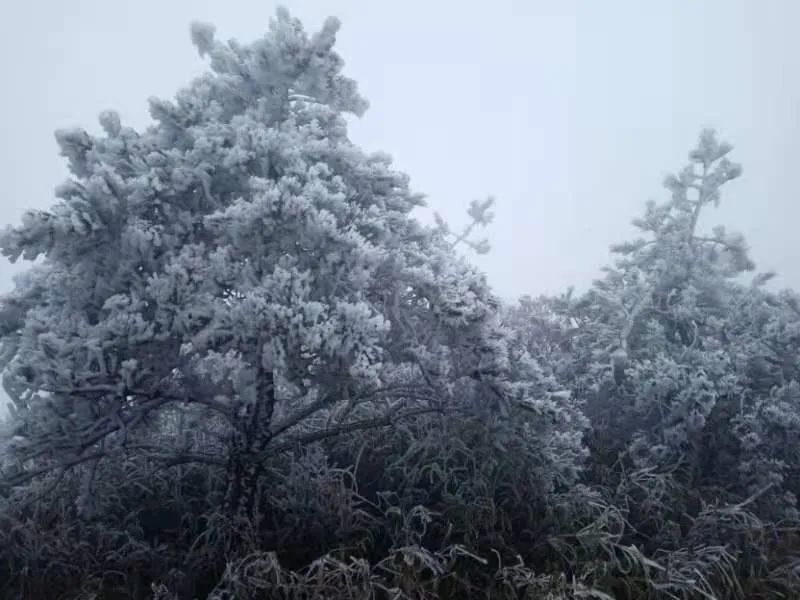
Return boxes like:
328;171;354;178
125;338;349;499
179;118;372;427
1;9;799;600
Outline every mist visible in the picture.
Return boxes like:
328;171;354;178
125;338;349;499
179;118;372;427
2;1;798;304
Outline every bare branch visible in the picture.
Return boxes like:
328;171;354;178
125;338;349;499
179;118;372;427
270;383;439;439
4;450;107;488
123;444;227;468
266;406;447;455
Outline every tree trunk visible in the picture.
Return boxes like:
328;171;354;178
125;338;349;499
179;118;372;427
223;366;275;520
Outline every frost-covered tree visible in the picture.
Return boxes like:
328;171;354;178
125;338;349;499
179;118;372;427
561;131;752;463
0;12;601;598
533;131;800;593
0;9;554;519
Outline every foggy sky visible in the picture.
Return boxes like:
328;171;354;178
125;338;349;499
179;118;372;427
1;0;798;304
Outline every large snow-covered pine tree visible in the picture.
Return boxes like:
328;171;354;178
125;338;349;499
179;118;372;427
0;9;583;518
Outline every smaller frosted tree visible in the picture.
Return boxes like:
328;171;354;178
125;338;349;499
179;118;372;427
557;130;800;522
583;130;747;360
562;132;751;459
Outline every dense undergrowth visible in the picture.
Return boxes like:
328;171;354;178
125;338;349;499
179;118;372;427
1;8;799;599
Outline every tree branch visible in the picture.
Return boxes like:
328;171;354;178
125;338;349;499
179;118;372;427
4;450;107;488
270;383;439;439
266;406;447;455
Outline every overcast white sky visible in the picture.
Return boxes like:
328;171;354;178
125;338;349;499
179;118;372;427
1;0;798;303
